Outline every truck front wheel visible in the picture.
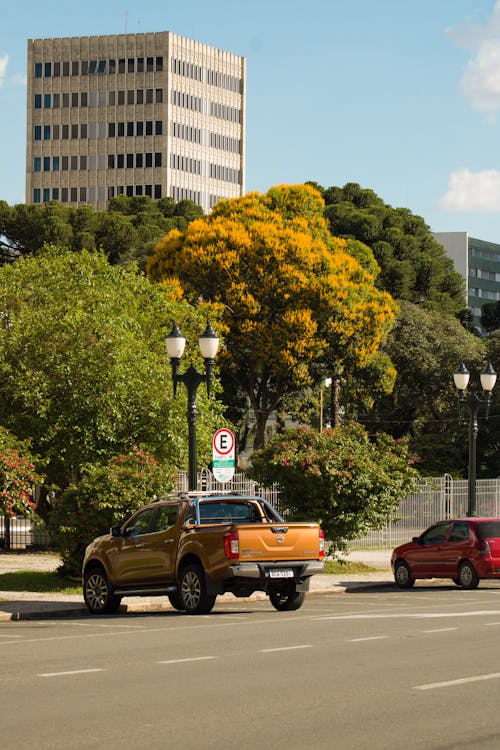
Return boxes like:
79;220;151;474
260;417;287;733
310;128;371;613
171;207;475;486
179;564;216;615
269;585;305;611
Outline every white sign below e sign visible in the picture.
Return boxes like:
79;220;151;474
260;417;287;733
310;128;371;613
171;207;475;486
212;428;235;483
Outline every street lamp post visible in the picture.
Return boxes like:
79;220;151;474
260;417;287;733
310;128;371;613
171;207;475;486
453;362;497;517
166;322;219;491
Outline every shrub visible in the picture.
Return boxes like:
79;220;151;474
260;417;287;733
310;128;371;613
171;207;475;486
250;424;418;550
48;446;175;577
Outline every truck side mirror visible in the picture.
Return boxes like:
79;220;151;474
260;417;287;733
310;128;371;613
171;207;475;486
111;525;122;537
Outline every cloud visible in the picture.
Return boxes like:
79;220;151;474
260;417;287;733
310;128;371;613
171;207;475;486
0;54;8;87
438;168;500;212
448;2;500;114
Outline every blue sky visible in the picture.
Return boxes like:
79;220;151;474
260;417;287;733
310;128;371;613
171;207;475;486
2;1;500;241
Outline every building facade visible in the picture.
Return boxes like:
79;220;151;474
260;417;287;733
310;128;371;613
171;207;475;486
433;231;500;330
26;32;246;213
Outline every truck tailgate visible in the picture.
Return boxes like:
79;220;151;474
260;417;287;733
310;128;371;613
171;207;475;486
236;523;321;561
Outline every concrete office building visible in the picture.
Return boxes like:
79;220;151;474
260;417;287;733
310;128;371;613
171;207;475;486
433;231;500;330
26;32;246;213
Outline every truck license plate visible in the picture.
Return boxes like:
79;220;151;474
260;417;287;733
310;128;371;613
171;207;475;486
269;569;294;578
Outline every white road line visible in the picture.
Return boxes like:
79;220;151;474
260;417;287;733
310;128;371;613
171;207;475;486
157;656;217;664
414;672;500;691
38;668;104;678
0;634;23;638
421;628;458;633
349;636;390;642
314;610;500;621
484;622;500;626
260;645;311;653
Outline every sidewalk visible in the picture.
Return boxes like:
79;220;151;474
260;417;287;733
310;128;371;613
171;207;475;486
0;550;394;621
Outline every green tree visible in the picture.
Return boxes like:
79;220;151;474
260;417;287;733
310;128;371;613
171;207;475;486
364;301;486;475
250;424;417;548
481;301;500;333
48;446;175;576
317;182;465;315
0;426;42;516
148;184;397;449
0;247;225;490
0;197;204;268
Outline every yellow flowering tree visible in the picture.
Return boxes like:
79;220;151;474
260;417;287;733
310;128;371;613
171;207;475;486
148;184;397;448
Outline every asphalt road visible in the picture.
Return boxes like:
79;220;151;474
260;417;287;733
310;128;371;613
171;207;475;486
2;585;500;750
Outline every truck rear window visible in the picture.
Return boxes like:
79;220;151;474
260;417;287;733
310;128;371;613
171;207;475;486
199;502;262;524
476;521;500;540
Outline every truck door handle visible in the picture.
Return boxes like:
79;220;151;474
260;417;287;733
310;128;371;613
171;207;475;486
165;538;174;544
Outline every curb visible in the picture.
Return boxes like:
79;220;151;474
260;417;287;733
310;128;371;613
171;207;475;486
0;579;395;621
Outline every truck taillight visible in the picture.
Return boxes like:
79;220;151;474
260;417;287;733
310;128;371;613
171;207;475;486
319;528;325;559
224;530;239;560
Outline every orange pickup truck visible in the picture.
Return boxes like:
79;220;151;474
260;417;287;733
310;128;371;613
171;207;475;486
82;492;325;615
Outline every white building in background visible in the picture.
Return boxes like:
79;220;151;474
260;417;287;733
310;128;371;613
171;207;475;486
433;231;500;330
26;31;246;213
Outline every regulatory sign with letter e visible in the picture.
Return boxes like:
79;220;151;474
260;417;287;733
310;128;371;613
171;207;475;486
212;428;236;483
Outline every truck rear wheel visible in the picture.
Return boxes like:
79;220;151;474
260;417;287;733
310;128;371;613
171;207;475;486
179;564;216;615
269;585;305;611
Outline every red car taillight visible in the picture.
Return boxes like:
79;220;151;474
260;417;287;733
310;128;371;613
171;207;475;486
319;528;325;559
224;530;239;560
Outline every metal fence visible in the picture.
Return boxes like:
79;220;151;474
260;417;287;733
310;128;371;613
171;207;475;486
2;473;500;552
349;475;500;549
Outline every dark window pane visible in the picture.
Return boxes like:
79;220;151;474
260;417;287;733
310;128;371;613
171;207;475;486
126;153;133;168
136;121;144;136
155;120;162;135
117;122;125;137
145;152;152;167
155;152;162;167
35;63;42;78
109;59;116;74
127;121;134;136
34;94;41;108
117;154;124;168
63;61;70;76
137;57;144;72
44;93;51;108
147;57;153;72
136;153;143;167
118;58;125;74
108;122;116;137
33;189;41;203
34;126;41;140
44;62;52;77
72;61;79;76
53;62;60;77
128;58;134;73
154;184;161;199
145;121;153;135
156;56;163;71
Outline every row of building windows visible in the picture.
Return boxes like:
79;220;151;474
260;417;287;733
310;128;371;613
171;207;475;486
33;150;239;184
171;122;240;153
469;267;500;282
33;183;163;203
171;57;242;94
33;183;230;210
169;154;240;183
34;120;163;140
470;247;500;262
34;57;164;78
34;88;164;109
171;89;241;123
34;152;163;172
470;287;500;301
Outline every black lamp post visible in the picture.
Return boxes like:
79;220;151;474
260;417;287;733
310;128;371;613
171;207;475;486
166;322;219;491
454;362;497;517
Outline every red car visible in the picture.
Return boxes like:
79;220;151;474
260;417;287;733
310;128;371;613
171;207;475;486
391;518;500;589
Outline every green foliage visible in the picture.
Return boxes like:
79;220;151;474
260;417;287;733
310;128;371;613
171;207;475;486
148;184;396;449
481;301;500;333
365;301;486;475
0;196;204;269
48;446;176;576
249;424;417;547
0;426;42;515
320;182;465;314
0;247;225;489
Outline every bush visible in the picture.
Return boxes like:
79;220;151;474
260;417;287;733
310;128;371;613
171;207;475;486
250;424;418;550
48;447;175;577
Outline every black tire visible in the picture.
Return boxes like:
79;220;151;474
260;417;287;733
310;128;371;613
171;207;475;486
458;561;479;590
394;560;415;589
179;564;216;615
269;586;305;611
83;567;121;614
167;591;186;611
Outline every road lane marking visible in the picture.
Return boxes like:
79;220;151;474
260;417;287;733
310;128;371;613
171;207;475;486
349;636;390;642
0;634;23;638
485;622;500;626
157;656;217;664
314;610;500;621
38;668;104;677
260;645;311;653
421;628;458;633
414;672;500;691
